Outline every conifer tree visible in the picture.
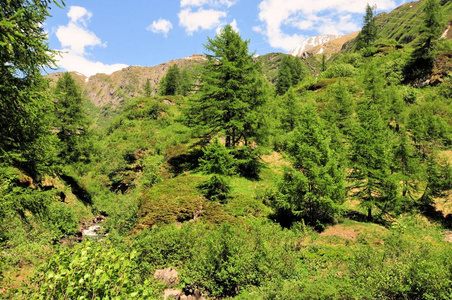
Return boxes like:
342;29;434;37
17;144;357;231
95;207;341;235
159;64;181;95
143;79;152;97
275;56;304;96
0;0;63;175
54;72;91;163
350;99;397;220
186;25;267;147
272;102;345;228
356;4;378;50
180;68;193;96
275;56;293;96
404;0;442;82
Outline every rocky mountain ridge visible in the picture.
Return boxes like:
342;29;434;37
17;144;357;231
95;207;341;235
47;55;206;107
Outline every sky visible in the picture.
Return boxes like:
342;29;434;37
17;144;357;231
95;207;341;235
44;0;410;77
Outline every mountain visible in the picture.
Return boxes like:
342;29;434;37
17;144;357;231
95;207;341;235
289;34;342;57
374;0;452;44
306;31;360;57
47;55;206;107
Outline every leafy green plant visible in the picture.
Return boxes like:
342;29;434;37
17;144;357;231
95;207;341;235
19;241;157;299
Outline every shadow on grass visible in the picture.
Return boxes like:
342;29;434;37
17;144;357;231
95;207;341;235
60;174;93;206
417;202;452;229
167;148;203;176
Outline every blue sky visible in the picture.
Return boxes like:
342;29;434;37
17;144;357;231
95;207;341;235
44;0;409;77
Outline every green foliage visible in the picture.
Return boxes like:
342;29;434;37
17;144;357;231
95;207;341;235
159;64;181;95
320;63;356;79
350;97;397;220
198;174;231;203
183;220;301;297
143;78;153;97
404;0;443;82
54;72;92;163
231;146;264;179
199;139;235;175
270;103;345;229
276;55;305;95
20;241;156;299
350;231;452;299
0;0;62;176
186;25;268;147
356;4;378;50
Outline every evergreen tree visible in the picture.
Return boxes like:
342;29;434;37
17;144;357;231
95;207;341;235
0;0;62;175
159;64;181;95
275;56;293;96
325;81;355;132
350;99;397;220
186;25;267;147
394;131;421;204
280;88;301;132
180;68;193;96
272;102;345;228
143;79;152;97
275;56;304;96
54;72;91;163
404;0;443;82
356;4;378;50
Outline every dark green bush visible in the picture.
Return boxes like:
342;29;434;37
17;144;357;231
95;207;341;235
198;175;231;203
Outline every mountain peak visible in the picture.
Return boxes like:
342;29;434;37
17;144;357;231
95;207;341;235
289;34;342;57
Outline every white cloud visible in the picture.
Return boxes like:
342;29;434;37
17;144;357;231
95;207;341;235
56;23;104;55
55;51;128;78
178;0;237;34
216;19;239;35
181;0;238;8
179;8;226;35
181;0;210;7
54;6;127;77
147;18;173;37
256;0;398;51
67;6;92;25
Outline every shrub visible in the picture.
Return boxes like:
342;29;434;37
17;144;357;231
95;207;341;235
19;241;157;299
198;175;231;203
198;139;235;175
320;63;356;79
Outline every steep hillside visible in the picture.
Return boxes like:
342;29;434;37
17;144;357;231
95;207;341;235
47;55;206;107
374;0;452;44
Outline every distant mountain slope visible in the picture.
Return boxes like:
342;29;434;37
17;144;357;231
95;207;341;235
289;35;342;57
305;32;360;57
47;55;206;107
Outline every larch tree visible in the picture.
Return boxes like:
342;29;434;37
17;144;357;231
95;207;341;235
0;0;63;175
356;3;378;50
159;64;181;96
404;0;443;82
186;25;267;147
54;72;91;163
272;102;345;229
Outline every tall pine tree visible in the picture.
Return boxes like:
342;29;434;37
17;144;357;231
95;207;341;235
186;25;267;147
54;72;91;163
356;4;378;50
0;0;63;175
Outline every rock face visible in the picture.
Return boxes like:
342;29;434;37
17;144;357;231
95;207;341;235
154;267;180;287
164;289;181;300
46;55;206;107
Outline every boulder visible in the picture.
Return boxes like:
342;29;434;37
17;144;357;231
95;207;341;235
164;289;181;300
154;267;179;287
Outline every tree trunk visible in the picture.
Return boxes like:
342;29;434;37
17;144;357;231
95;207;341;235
367;207;373;221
